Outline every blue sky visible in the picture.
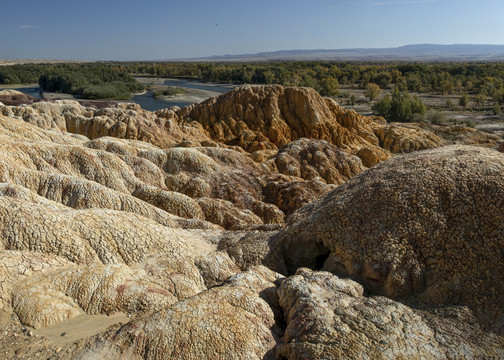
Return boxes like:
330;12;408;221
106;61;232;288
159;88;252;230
1;0;503;60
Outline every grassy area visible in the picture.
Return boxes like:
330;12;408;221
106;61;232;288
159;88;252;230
153;86;186;98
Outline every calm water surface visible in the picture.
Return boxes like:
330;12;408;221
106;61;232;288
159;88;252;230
1;79;233;112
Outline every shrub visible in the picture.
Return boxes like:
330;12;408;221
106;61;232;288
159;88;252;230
425;110;444;125
372;90;426;122
493;103;502;115
38;65;145;99
153;87;186;98
459;94;469;107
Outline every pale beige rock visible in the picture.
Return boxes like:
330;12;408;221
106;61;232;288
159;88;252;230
66;266;281;360
0;100;210;148
11;255;210;329
0;194;217;266
268;138;366;184
276;268;504;359
0;114;275;229
277;145;504;332
1;88;503;359
0;251;72;313
375;122;446;153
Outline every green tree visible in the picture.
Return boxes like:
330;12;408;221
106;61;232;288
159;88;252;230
493;103;502;115
373;90;426;122
364;83;381;101
349;94;356;106
372;93;390;115
459;94;469;108
475;93;486;108
319;78;339;97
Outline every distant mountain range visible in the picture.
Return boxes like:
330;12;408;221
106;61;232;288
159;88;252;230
183;44;504;62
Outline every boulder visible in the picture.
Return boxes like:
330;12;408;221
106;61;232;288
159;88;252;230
277;145;504;332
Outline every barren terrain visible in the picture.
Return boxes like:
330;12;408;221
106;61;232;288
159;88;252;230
0;85;503;359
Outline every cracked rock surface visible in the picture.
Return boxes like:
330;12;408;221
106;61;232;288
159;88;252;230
0;86;503;359
277;145;504;333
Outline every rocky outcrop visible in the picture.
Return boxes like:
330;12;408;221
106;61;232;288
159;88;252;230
62;266;283;360
0;114;293;229
0;251;72;316
375;122;447;153
1;86;503;359
276;268;504;359
0;100;210;148
276;145;504;332
267;138;365;184
11;254;211;329
173;85;447;167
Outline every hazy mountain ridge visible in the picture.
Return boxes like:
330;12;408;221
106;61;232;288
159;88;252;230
184;44;504;62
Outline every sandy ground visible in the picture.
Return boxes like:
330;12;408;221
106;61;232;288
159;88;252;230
155;87;222;103
135;76;233;103
34;312;129;344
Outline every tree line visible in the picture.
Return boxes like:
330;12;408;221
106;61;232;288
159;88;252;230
3;61;504;99
0;64;144;99
120;61;504;101
1;61;504;117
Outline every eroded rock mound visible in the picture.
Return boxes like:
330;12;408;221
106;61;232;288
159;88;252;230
11;255;211;329
174;85;445;167
0;113;338;229
1;87;503;358
64;266;283;360
276;268;504;359
267;138;365;184
0;100;211;148
277;145;504;332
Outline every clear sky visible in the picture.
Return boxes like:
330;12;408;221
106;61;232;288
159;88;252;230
1;0;503;60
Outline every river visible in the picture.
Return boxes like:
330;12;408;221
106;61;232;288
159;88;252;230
0;78;234;112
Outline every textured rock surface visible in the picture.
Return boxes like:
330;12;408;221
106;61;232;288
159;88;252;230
276;268;504;359
0;114;295;229
175;85;396;165
61;266;282;360
277;145;504;332
11;255;210;329
0;100;210;148
267;138;365;184
0;251;72;315
1;86;503;359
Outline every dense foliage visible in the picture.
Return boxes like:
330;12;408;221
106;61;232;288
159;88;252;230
0;64;144;99
120;61;504;101
372;90;426;122
38;65;144;99
0;64;45;84
2;61;504;106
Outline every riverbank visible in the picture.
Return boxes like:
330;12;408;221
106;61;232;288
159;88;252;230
135;76;232;104
1;77;235;111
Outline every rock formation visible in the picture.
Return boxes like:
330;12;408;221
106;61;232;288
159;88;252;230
174;85;440;166
276;268;504;359
0;85;503;359
276;145;504;333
